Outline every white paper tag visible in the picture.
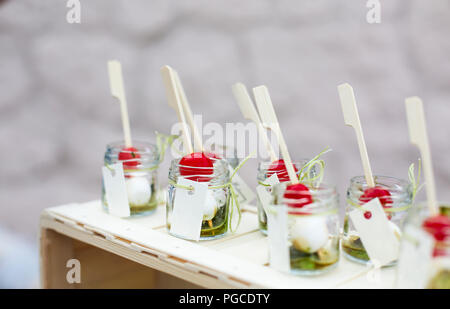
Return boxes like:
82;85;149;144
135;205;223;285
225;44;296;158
256;173;280;214
102;162;130;218
228;166;256;205
396;225;434;288
349;198;400;266
170;178;208;241
267;204;290;273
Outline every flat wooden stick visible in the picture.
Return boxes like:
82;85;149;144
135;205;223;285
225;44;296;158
232;83;278;162
405;97;438;216
107;60;132;148
338;83;375;187
174;71;204;152
253;85;298;184
160;65;193;154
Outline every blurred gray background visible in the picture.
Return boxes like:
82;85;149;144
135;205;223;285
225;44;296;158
1;0;449;252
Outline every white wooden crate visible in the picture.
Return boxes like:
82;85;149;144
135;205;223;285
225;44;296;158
39;200;396;289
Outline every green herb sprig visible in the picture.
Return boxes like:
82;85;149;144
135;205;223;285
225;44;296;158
298;146;332;187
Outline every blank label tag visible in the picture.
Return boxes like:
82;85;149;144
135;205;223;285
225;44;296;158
229;166;256;205
102;162;130;218
396;225;434;288
267;204;289;273
170;178;208;241
256;173;280;214
349;198;400;266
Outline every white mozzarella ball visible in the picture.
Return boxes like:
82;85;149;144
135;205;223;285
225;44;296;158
389;221;402;240
291;216;329;253
126;177;151;206
213;189;227;207
203;191;218;220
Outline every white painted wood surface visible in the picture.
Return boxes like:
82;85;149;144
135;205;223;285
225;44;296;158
40;200;396;289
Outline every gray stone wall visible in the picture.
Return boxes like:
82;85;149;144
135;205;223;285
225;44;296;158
1;0;450;240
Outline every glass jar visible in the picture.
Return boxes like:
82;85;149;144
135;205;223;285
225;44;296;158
256;160;310;234
342;176;413;265
271;182;340;275
166;158;231;240
102;141;160;216
397;203;450;289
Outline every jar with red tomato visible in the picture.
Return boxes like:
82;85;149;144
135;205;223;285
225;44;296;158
102;141;160;216
256;159;311;234
397;204;450;288
166;153;231;240
342;176;413;265
271;182;340;275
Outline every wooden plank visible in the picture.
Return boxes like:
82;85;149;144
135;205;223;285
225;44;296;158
40;215;241;288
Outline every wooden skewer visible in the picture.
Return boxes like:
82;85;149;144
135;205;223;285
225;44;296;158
173;71;211;225
253;85;298;184
108;60;133;148
338;83;375;187
405;97;438;216
160;65;193;154
174;71;204;153
174;70;213;227
161;66;211;226
232;83;278;162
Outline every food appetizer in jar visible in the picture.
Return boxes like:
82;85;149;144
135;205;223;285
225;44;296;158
102;141;160;215
248;85;339;275
166;153;231;239
272;182;340;275
338;84;416;265
162;66;240;240
342;176;412;264
397;97;450;288
102;61;162;216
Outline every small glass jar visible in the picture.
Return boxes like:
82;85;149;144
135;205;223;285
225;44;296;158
397;203;450;289
256;160;310;234
272;182;340;275
342;176;413;265
102;141;160;216
166;158;231;240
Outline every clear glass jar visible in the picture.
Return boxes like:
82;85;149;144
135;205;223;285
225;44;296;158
397;203;450;289
102;141;160;216
342;175;413;265
166;158;231;240
256;160;310;234
272;182;340;275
